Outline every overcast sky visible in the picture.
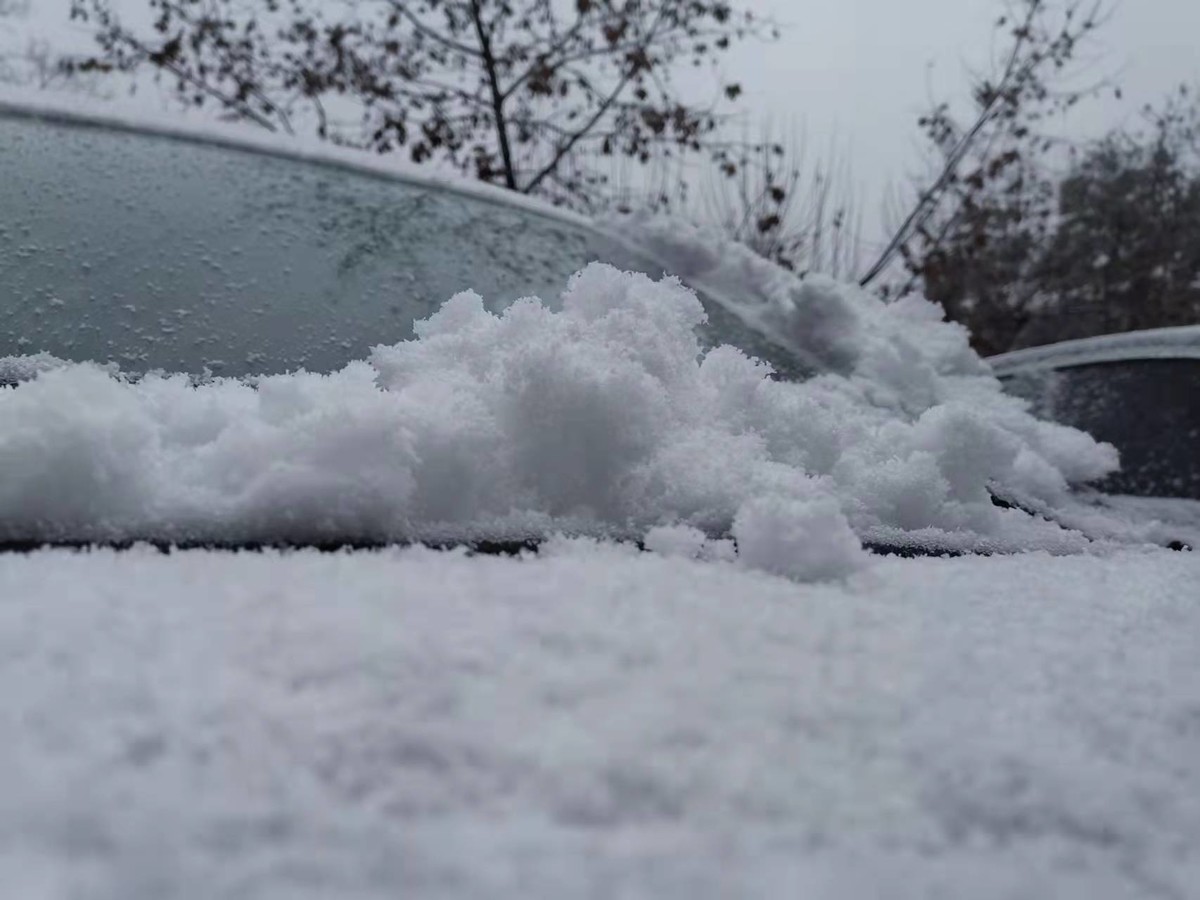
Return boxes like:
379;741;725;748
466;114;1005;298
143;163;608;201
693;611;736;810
10;0;1200;243
718;0;1200;241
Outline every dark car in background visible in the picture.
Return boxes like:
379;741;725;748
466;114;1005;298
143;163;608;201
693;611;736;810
990;326;1200;500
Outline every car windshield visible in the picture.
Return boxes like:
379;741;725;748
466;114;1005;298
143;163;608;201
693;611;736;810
0;110;809;380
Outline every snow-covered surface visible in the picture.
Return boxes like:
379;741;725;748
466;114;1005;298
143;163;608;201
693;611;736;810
1;543;1197;899
1066;493;1200;549
1;263;1136;573
987;324;1200;375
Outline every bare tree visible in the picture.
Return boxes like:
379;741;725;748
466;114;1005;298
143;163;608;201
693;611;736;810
1017;85;1200;345
607;124;863;278
697;126;862;278
860;0;1110;295
65;0;777;210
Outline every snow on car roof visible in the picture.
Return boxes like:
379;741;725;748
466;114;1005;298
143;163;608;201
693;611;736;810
987;324;1200;375
0;263;1134;575
0;92;1173;570
2;542;1198;898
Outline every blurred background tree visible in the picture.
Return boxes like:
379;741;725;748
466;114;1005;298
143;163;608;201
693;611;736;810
2;0;108;91
1021;90;1200;345
610;123;863;279
701;128;862;280
864;0;1200;354
862;0;1110;354
64;0;778;211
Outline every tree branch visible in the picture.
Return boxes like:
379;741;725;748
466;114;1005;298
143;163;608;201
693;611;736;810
469;0;517;189
499;9;587;102
522;65;635;194
385;0;483;59
106;26;291;134
859;0;1042;287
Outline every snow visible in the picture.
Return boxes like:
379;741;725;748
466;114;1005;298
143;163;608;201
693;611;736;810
0;351;70;385
732;494;867;580
597;213;989;384
642;524;736;562
1061;493;1200;550
0;543;1197;898
0;263;1135;575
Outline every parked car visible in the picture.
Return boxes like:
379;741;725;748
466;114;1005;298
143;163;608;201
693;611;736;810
990;326;1200;500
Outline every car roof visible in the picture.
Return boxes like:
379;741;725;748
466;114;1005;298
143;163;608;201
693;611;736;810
988;324;1200;376
0;89;835;379
0;88;594;232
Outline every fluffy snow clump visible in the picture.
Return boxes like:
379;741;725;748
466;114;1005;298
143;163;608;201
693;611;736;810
0;262;1119;578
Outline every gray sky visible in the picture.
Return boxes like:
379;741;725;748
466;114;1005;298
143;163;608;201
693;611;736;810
11;0;1200;243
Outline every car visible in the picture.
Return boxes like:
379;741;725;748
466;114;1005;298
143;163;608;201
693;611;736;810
3;96;1200;900
990;325;1200;500
6;96;1193;557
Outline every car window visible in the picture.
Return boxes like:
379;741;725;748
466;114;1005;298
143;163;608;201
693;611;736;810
1001;359;1200;499
0;113;808;380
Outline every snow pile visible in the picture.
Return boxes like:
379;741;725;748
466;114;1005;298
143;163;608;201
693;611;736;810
732;495;866;581
0;263;1122;576
598;213;991;386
